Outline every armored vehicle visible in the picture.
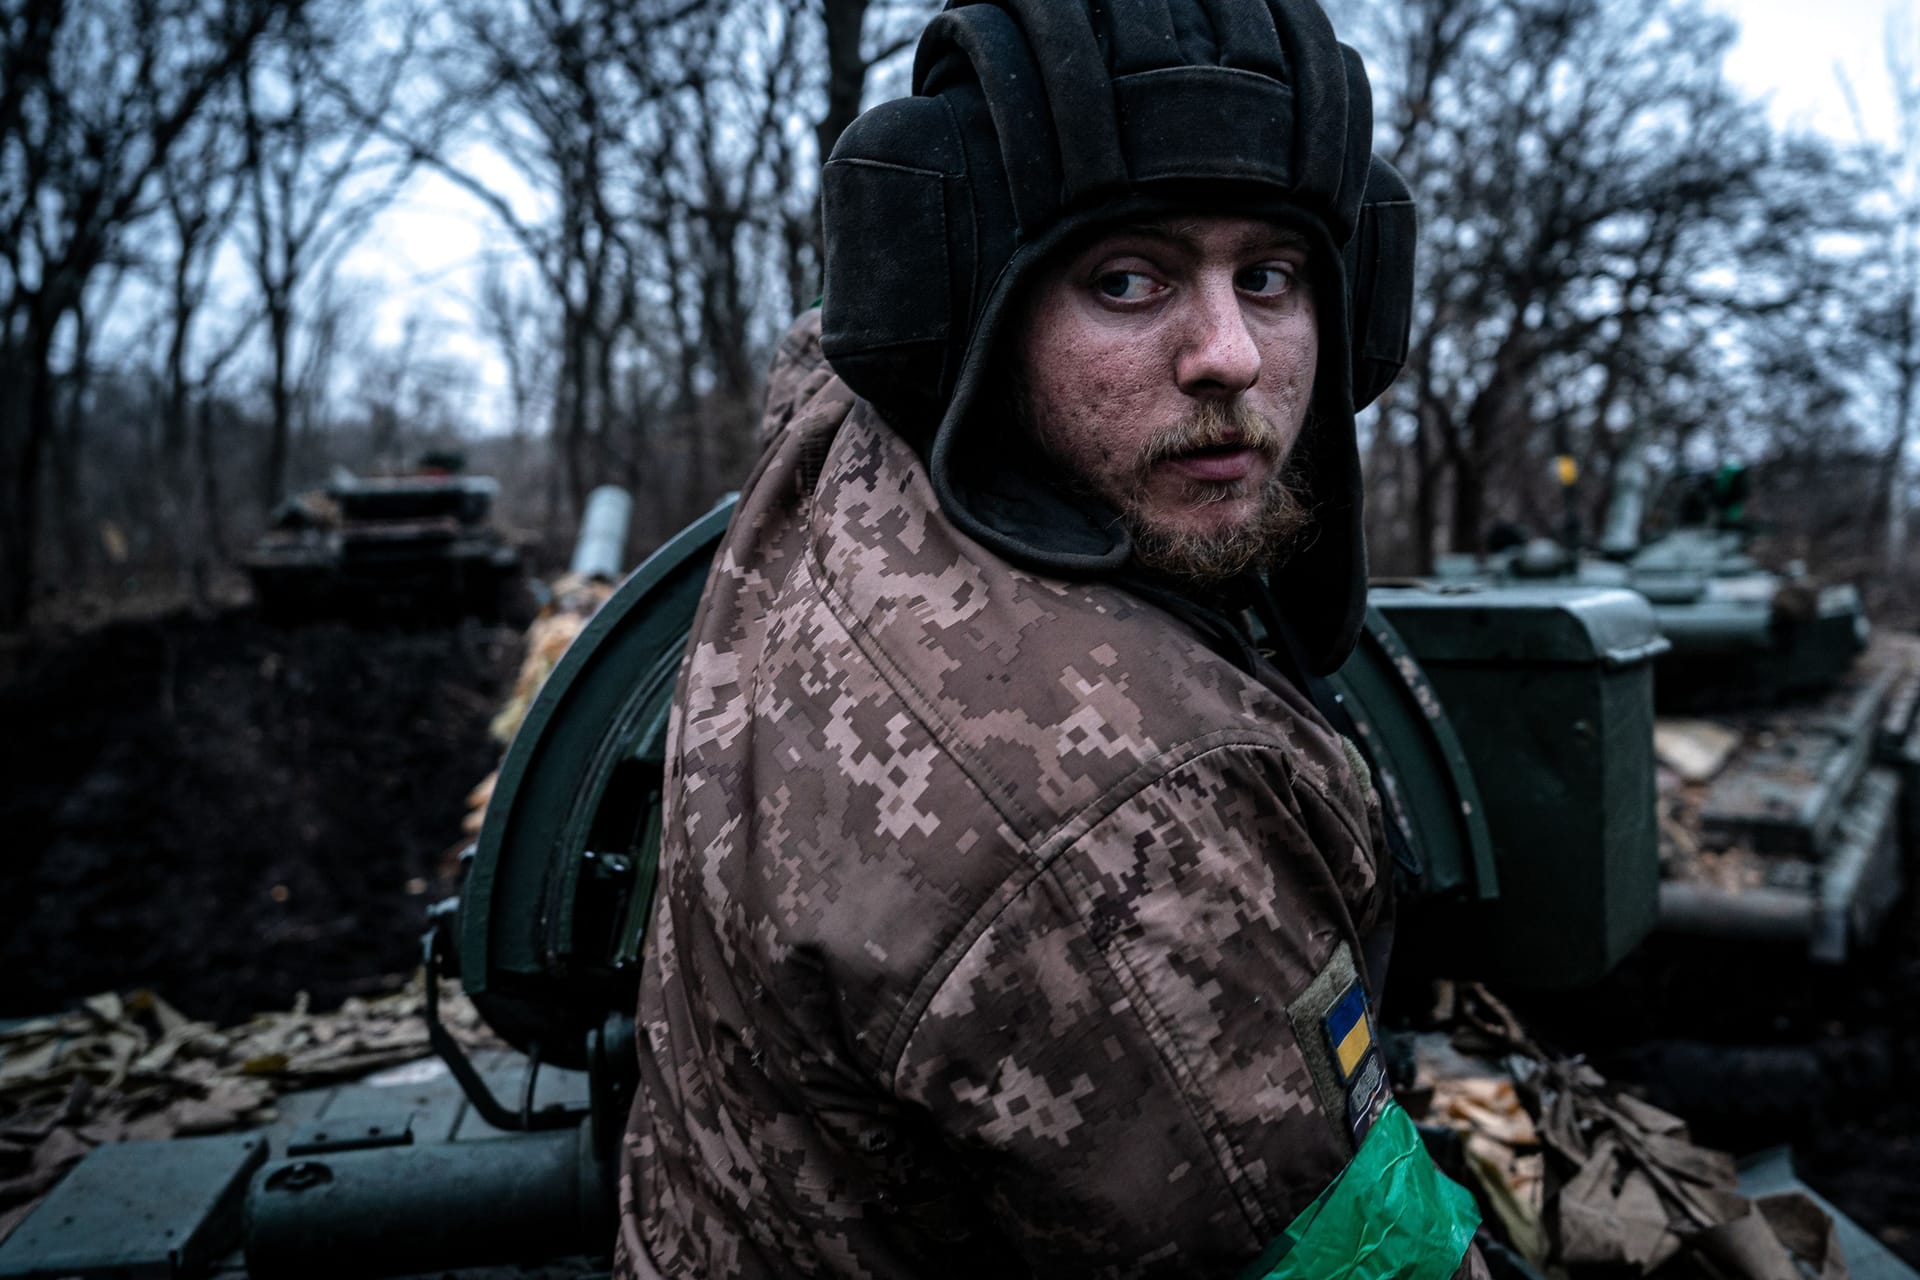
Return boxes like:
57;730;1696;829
2;497;1909;1279
1434;460;1869;710
1431;458;1909;965
243;464;524;621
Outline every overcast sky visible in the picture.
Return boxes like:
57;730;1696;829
336;0;1915;440
1711;0;1906;142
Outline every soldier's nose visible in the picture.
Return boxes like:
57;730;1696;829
1175;279;1262;398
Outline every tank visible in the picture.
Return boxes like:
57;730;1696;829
1434;461;1870;709
242;462;524;621
1430;457;1908;965
0;497;1906;1279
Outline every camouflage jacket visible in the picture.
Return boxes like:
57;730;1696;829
617;312;1423;1280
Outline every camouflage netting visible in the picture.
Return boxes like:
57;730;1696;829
462;571;617;838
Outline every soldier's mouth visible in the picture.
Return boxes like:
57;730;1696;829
1163;445;1261;483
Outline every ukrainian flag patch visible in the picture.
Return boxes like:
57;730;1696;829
1326;984;1372;1077
1286;942;1393;1152
1323;981;1387;1145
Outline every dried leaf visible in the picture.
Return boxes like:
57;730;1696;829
0;975;514;1243
1757;1193;1850;1280
145;992;193;1037
0;1018;62;1046
0;1040;62;1083
1609;1091;1689;1137
1558;1138;1682;1270
80;994;124;1025
1462;1144;1548;1269
1690;1201;1809;1280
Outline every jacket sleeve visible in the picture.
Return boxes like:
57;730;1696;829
892;740;1408;1278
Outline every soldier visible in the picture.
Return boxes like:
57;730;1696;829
619;1;1487;1277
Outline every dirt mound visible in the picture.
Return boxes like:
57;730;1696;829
0;610;518;1026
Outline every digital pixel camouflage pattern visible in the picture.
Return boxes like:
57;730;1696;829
617;312;1467;1279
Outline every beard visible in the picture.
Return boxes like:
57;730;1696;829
993;356;1320;588
1110;399;1318;587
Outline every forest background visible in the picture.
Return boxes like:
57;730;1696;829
4;0;1919;629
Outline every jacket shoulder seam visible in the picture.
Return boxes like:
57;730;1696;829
880;729;1293;1071
893;740;1315;1243
1292;781;1371;855
799;545;1296;1073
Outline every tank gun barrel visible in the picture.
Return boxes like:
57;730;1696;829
1600;448;1649;558
244;1120;610;1279
568;486;635;582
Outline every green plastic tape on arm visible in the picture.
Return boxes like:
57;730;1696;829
1241;1102;1480;1280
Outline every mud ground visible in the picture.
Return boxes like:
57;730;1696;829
2;605;1915;1267
0;608;518;1026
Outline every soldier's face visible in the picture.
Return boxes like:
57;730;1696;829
1015;214;1319;583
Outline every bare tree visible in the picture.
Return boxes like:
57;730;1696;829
417;0;664;517
0;0;284;626
474;263;553;447
407;0;932;548
1843;10;1920;573
812;0;927;263
1351;0;1852;569
46;259;131;580
238;0;420;510
145;89;265;593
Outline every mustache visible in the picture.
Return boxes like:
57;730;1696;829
1139;399;1283;470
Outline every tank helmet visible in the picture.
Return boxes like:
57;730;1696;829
818;0;1416;674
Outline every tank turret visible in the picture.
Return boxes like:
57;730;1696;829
242;462;525;621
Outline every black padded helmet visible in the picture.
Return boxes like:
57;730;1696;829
818;0;1415;674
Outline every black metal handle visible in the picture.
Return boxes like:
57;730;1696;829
420;905;583;1133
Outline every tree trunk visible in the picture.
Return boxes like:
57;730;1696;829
0;321;60;628
1885;298;1915;574
194;392;228;605
815;0;871;178
163;251;195;492
808;0;873;265
557;307;590;522
52;298;93;581
1412;414;1440;574
1450;454;1485;556
262;298;293;510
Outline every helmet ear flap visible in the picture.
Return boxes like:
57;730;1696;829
1346;155;1417;409
820;95;974;428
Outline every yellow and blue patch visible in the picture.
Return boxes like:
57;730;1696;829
1323;981;1388;1146
1325;984;1372;1077
1286;942;1394;1154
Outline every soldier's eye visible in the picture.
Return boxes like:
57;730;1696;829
1237;264;1298;298
1094;271;1157;302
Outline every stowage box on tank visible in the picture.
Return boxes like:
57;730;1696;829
1366;585;1669;988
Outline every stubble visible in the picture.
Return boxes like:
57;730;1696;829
1114;399;1318;586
